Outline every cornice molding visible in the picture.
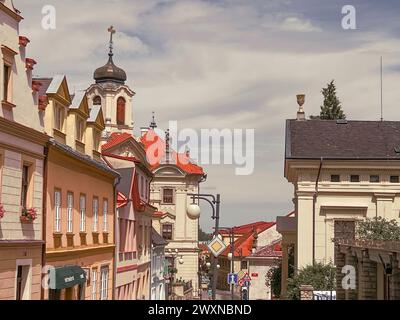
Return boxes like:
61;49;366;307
0;116;49;146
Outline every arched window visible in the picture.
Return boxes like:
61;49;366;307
93;95;101;105
117;97;126;125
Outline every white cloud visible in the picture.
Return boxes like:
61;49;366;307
279;16;321;32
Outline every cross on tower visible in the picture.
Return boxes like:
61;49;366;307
108;25;116;55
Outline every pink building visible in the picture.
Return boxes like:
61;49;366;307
103;133;155;300
0;1;48;300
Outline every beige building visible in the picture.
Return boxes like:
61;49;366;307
140;128;205;298
0;1;48;300
278;105;400;297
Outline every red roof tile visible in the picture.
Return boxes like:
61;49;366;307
249;240;282;258
102;132;132;151
140;130;204;175
220;221;275;236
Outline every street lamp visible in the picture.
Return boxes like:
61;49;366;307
187;193;220;301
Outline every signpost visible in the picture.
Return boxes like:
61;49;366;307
227;273;238;285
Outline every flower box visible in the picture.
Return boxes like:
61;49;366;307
20;207;37;223
0;204;4;219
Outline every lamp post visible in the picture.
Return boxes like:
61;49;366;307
187;193;220;300
167;248;184;299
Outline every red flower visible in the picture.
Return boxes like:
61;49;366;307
0;204;4;219
21;207;37;222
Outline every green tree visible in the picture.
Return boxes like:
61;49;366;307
266;264;282;298
286;262;336;300
198;226;212;241
319;80;346;120
356;216;400;241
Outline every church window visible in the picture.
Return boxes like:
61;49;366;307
117;97;126;125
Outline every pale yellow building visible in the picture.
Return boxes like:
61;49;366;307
278;106;400;297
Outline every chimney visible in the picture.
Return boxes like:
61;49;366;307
252;227;258;253
140;127;149;137
296;94;305;120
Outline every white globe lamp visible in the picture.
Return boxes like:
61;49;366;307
187;203;201;219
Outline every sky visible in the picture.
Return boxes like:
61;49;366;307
15;0;400;232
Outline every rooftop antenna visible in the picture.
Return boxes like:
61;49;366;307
380;56;383;121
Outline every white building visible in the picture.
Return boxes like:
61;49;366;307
150;227;167;300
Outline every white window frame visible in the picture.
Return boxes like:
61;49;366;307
100;266;109;300
103;199;108;232
93;197;98;232
67;192;73;233
91;269;97;300
54;190;61;232
54;104;64;131
80;194;86;232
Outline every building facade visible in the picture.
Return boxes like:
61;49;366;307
35;75;119;300
278;104;400;296
0;1;48;300
102;133;154;300
150;227;167;300
141;128;205;298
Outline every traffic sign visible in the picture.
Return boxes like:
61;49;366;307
242;273;251;282
207;236;227;257
227;273;238;285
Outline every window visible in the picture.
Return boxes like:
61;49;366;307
93;197;99;232
116;97;126;125
370;175;380;183
350;175;360;182
76;117;84;142
162;188;174;204
103;199;108;232
100;266;109;300
54;190;61;232
15;265;29;300
3;64;11;101
93;95;101;105
54;104;64;131
80;194;86;232
390;175;399;183
334;220;355;264
140;176;144;198
162;223;173;240
21;165;30;207
91;269;97;300
67;192;73;233
330;175;340;182
241;260;248;270
93;131;100;152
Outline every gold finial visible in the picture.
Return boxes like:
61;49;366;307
296;94;305;112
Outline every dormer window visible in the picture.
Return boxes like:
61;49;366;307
54;104;64;131
1;45;17;107
76;117;85;142
93;130;100;152
93;95;101;106
117;97;125;125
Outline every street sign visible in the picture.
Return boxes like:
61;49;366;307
242;273;251;282
227;273;238;285
207;236;227;257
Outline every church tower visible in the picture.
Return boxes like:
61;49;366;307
86;26;135;137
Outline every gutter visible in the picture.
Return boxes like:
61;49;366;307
41;145;49;300
112;175;121;300
313;158;323;266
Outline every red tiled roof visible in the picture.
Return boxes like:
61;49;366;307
198;243;208;252
102;132;132;151
220;221;275;236
249;240;282;258
140;130;204;175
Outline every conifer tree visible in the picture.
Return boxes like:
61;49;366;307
319;80;345;120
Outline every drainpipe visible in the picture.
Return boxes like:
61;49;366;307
313;158;323;266
41;145;49;300
113;175;121;300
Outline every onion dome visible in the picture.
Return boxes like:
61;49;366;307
93;26;127;84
